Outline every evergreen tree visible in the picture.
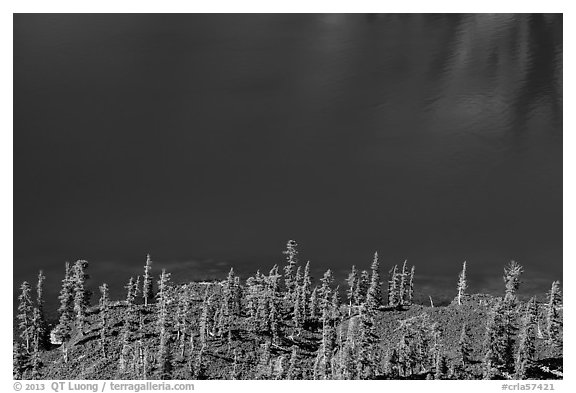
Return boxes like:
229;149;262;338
503;260;523;303
384;348;400;379
546;281;562;349
267;265;282;342
72;260;90;332
388;265;399;307
358;270;370;305
458;323;472;368
293;268;304;331
366;252;382;312
230;349;240;380
118;313;133;376
398;260;408;306
142;254;153;306
292;278;306;334
395;313;438;377
219;268;235;337
17;281;33;352
515;297;537;379
355;303;377;379
308;286;320;323
154;269;172;378
35;270;48;349
346;265;359;316
134;275;141;300
223;268;235;308
13;340;26;380
407;265;415;305
233;275;242;316
245;272;263;331
341;317;358;379
256;340;272;379
286;345;301;379
54;262;75;344
156;269;171;308
434;352;449;380
199;289;211;346
317;271;335;375
482;299;516;378
282;240;299;300
456;261;467;305
331;288;341;320
30;335;42;379
319;269;334;314
175;290;190;345
301;261;312;320
193;344;206;379
125;277;136;305
156;324;173;380
99;283;110;358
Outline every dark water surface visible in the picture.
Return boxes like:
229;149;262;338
14;14;562;311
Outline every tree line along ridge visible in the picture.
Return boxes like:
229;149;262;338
14;240;563;380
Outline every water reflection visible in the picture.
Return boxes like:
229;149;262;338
14;14;562;309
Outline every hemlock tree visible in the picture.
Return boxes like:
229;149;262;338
156;269;173;378
456;261;467;305
346;265;359;316
118;311;133;376
293;266;304;331
286;345;301;379
156;322;173;379
13;340;25;380
546;281;562;348
220;269;235;338
72;260;90;332
17;281;33;352
341;316;358;379
142;254;153;306
398;260;408;306
365;252;382;312
458;323;472;368
175;290;191;345
407;265;415;305
99;283;110;358
308;287;320;323
230;349;240;380
30;334;42;380
317;273;336;379
355;303;378;379
199;289;211;346
125;277;137;305
156;269;172;329
134;275;141;300
503;260;523;303
388;265;399;307
482;299;516;378
434;352;449;380
282;240;299;301
233;275;242;315
54;262;75;345
267;265;282;342
245;272;264;331
30;307;44;357
319;269;334;313
394;313;439;377
515;297;537;379
358;270;370;305
301;261;312;319
35;270;48;349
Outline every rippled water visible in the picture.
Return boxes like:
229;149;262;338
14;14;562;310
